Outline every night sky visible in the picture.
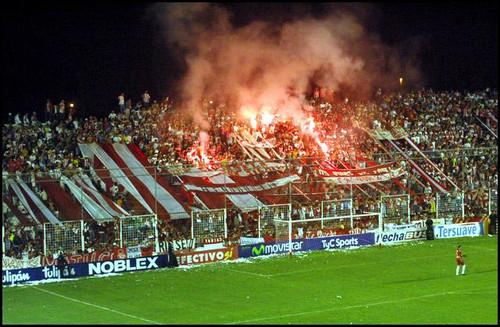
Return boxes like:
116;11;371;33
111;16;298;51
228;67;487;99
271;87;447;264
1;2;497;121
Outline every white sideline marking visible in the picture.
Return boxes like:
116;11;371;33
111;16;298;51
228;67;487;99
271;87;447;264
225;287;497;324
33;286;161;324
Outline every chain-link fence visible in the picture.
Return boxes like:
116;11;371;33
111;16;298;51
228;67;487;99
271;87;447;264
380;194;410;228
191;208;227;242
41;215;159;256
119;214;158;250
320;198;353;229
436;192;464;223
258;204;291;237
43;220;84;256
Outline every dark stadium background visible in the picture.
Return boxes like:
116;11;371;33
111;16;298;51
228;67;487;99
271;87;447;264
1;2;497;122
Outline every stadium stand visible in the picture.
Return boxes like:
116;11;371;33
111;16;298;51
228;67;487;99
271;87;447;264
2;88;497;260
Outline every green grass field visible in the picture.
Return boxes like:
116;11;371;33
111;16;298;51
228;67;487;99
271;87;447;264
3;236;498;324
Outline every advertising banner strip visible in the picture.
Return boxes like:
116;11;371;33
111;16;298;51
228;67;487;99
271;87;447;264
376;228;426;245
176;246;238;266
433;222;483;239
384;221;426;232
238;233;375;258
3;254;173;286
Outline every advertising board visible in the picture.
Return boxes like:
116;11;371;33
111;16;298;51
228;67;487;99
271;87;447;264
127;246;142;259
158;239;196;253
176;246;238;266
384;220;425;231
239;237;265;245
305;233;375;251
238;233;375;258
433;222;483;239
377;223;427;245
2;254;172;287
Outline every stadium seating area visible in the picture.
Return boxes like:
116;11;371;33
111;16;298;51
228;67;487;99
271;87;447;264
2;88;497;259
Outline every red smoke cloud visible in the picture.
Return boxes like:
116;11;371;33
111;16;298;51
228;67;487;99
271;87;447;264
153;3;422;127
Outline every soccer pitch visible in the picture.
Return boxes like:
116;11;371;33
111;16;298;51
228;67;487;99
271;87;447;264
3;236;497;324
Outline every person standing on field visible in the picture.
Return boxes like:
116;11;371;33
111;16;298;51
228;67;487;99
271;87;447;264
455;245;466;276
489;210;497;235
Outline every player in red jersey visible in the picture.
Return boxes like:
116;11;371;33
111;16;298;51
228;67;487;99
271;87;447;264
455;245;466;275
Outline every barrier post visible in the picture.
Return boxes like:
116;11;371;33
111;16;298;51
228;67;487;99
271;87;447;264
80;220;85;252
224;208;228;239
461;190;465;220
258;211;261;238
436;194;439;220
154;214;160;254
191;212;194;239
378;202;383;232
154;168;158;220
119;218;123;248
488;188;492;216
43;223;47;256
350;199;353;230
321;201;324;229
407;194;411;223
288;215;292;254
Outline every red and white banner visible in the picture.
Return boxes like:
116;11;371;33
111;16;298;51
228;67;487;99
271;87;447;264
2;256;42;270
182;174;299;193
79;143;154;213
386;139;449;193
316;161;404;185
176;246;238;266
113;143;189;219
367;126;408;140
41;247;128;266
236;130;283;161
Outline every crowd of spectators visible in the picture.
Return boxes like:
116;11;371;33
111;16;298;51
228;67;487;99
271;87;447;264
2;87;497;259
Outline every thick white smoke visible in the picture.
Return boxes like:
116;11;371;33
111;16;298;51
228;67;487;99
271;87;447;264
153;3;422;127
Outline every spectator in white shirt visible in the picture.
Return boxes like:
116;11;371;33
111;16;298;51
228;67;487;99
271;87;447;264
118;93;125;113
14;113;21;125
58;100;65;121
142;91;151;108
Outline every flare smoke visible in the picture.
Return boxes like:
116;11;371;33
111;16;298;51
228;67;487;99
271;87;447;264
153;3;422;127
